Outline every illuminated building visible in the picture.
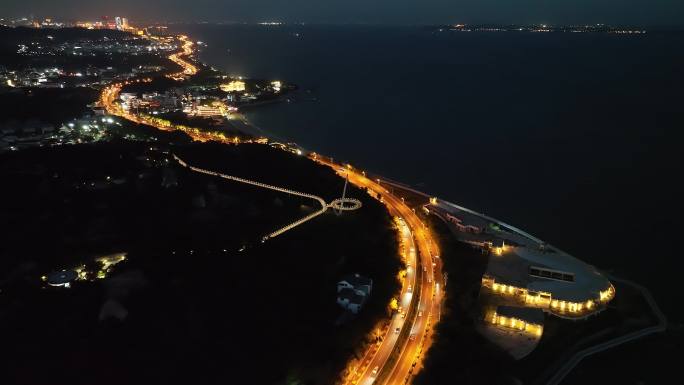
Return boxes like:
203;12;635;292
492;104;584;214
113;17;130;31
429;200;615;319
337;273;373;314
487;306;544;337
190;104;224;117
220;80;246;92
481;244;615;319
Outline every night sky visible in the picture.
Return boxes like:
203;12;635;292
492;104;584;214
1;0;683;26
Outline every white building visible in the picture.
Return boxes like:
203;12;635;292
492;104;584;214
482;245;615;319
429;200;615;319
337;288;366;314
337;273;373;313
337;273;373;296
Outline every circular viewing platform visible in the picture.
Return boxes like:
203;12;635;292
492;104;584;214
330;198;362;212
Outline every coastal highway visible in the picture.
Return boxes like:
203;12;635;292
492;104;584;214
313;157;443;385
99;45;256;146
167;35;198;80
99;28;444;385
347;217;416;385
99;33;220;142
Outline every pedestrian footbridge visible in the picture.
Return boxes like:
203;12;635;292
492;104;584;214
172;154;361;242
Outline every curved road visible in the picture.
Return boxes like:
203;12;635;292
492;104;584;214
313;158;443;385
100;31;444;385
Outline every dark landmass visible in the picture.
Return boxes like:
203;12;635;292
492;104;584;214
0;26;131;56
0;138;400;385
0;25;130;43
0;26;177;73
0;87;99;126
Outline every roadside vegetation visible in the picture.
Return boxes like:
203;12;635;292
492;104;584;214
413;216;515;385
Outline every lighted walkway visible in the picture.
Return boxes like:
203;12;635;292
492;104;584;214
172;154;361;241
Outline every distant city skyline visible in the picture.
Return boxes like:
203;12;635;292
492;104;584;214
1;0;683;27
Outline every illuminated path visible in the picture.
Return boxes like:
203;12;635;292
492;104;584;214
172;154;361;242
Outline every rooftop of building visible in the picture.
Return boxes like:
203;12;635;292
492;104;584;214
338;288;366;305
487;246;611;302
433;200;611;303
339;273;373;288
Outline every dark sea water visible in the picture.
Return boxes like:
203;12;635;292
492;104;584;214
180;24;683;319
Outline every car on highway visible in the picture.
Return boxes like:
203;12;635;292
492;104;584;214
418;311;423;317
408;284;412;292
372;366;379;376
395;327;401;334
